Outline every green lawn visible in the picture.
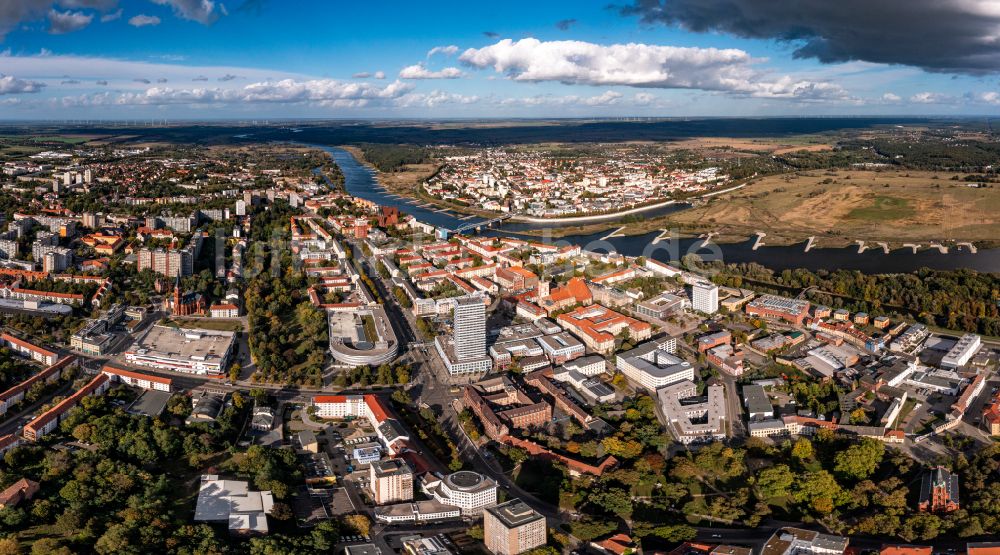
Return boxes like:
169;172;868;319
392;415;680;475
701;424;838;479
846;195;915;221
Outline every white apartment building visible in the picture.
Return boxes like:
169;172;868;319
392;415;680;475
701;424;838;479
691;280;719;314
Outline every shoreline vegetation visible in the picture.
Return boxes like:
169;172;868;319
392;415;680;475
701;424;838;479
339;145;998;250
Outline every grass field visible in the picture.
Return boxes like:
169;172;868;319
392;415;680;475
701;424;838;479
661;169;1000;245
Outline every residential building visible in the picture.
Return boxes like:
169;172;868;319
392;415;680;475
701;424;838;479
0;478;39;509
1;333;57;365
23;373;110;441
691;280;719;314
483;499;546;555
370;459;414;505
101;366;173;392
137;246;195;277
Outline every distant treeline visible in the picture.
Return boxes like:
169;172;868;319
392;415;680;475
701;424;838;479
357;143;429;172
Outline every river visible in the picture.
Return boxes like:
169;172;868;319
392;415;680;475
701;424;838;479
318;145;1000;274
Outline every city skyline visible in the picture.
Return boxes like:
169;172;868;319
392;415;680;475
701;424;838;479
0;1;999;118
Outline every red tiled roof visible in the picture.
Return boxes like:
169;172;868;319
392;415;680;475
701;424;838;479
365;395;390;423
1;334;57;358
102;366;172;386
313;395;349;404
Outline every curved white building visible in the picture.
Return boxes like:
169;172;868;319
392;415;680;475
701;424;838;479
422;470;498;516
328;305;399;366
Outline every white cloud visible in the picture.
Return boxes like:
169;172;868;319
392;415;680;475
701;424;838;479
962;91;1000;106
881;92;902;102
0;0;112;38
395;90;480;108
427;45;459;57
128;14;161;27
500;91;625;107
0;74;45;94
48;9;92;34
100;8;122;22
910;91;951;104
60;78;415;108
633;92;657;106
373;71;385;79
150;0;220;24
399;64;463;79
459;38;850;101
0;52;305;87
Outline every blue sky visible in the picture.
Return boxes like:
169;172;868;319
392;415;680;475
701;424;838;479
0;0;999;118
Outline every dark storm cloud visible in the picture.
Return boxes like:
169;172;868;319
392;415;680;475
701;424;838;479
619;0;1000;74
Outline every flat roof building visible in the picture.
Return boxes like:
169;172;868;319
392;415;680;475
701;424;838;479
941;333;981;369
746;295;811;326
422;471;498;516
370;459;414;505
657;381;726;444
483;499;546;555
125;325;236;376
616;339;693;391
194;475;273;536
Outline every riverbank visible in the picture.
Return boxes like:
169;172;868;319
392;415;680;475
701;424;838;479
339;145;499;218
318;143;1000;274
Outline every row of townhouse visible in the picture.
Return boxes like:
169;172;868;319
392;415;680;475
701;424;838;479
0;356;76;416
23;373;111;441
0;333;58;366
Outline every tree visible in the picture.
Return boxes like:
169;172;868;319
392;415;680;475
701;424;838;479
567;519;616;541
270;502;293;521
756;464;794;501
228;363;241;382
601;436;643;459
344;514;371;537
834;438;885;480
791;437;814;462
0;538;19;555
391;389;412;406
793;470;845;515
468;524;484;540
31;538;71;555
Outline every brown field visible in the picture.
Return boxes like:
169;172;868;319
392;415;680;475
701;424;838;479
662;136;834;154
663;170;1000;245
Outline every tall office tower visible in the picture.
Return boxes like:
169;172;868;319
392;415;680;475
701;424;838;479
435;295;492;375
454;296;486;360
691;280;719;314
